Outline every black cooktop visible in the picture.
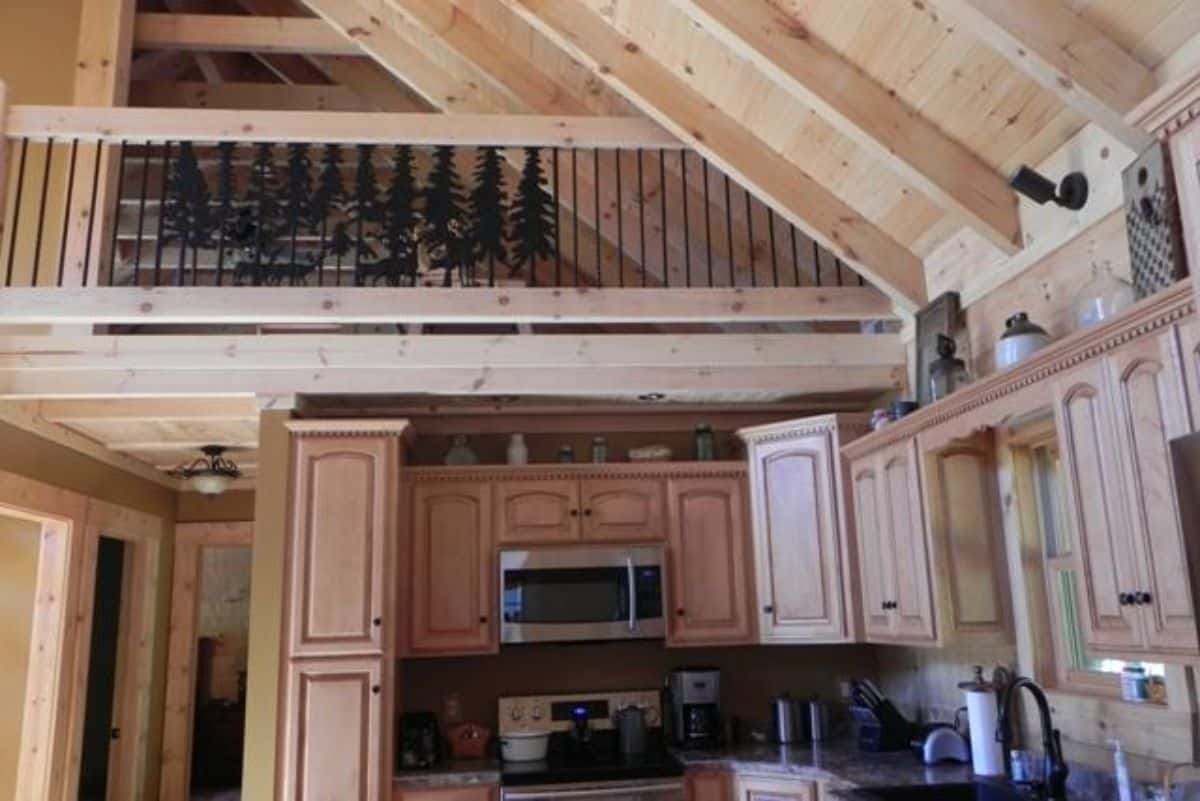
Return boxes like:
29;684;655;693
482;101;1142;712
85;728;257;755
500;730;684;787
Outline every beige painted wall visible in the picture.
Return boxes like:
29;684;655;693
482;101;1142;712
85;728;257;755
0;515;42;801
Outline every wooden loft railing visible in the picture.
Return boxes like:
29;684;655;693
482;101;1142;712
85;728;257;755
0;97;898;326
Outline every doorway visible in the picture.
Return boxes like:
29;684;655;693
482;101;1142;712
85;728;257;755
78;536;128;801
0;513;44;801
160;522;254;801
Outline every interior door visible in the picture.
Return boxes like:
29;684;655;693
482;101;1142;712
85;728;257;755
879;439;936;642
1106;334;1198;655
751;434;846;641
289;436;390;658
851;458;892;640
580;478;666;542
409;482;495;655
495;480;581;544
665;476;754;645
1053;362;1145;652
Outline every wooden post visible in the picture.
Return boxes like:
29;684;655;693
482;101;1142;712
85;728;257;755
60;0;135;288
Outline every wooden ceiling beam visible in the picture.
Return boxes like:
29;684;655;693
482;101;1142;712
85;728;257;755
496;0;927;312
928;0;1156;152
673;0;1021;255
134;12;360;55
37;397;259;422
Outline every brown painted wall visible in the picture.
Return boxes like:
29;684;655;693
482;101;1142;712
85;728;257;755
0;515;42;800
176;489;256;523
401;641;878;738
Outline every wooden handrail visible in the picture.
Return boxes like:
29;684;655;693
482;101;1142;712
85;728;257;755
3;105;684;148
0;80;8;247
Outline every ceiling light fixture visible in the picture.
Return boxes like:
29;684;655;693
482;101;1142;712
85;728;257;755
1010;165;1089;211
171;445;242;496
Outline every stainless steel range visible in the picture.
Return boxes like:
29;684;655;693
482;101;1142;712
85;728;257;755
498;690;683;801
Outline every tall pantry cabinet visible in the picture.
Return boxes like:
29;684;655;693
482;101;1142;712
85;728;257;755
277;421;408;801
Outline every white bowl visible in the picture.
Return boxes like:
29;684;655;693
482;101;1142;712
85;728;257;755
500;731;551;762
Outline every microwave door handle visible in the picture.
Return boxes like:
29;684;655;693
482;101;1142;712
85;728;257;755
626;555;637;632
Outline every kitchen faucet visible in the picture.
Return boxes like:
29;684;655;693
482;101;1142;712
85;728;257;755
996;676;1069;801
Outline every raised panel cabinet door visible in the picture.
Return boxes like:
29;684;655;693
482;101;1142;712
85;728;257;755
666;476;755;646
580;478;667;542
1053;363;1145;652
409;482;495;655
289;436;391;657
1107;334;1199;655
879;439;936;643
1176;317;1200;428
495;480;581;544
687;770;731;801
280;658;383;801
851;457;892;640
750;434;847;642
733;777;816;801
924;435;1010;639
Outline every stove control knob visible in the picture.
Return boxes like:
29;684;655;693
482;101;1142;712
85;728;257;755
530;704;544;721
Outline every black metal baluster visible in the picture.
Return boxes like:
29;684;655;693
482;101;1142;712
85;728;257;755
553;146;561;287
5;139;29;287
132;143;151;287
615;149;624;287
153;141;172;287
30;139;54;286
594;147;602;286
745;190;756;288
723;174;733;287
659;149;668;287
80;142;104;287
702;158;713;288
790;224;800;287
767;208;779;288
680;150;691;287
107;141;127;287
835;256;844;286
571;148;579;287
637;149;647;288
56;140;79;286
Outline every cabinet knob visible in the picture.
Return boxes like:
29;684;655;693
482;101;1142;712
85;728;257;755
763;605;774;614
676;608;685;616
371;685;382;695
480;615;488;623
584;509;593;517
570;509;579;517
1136;591;1153;606
1119;592;1135;607
372;617;382;627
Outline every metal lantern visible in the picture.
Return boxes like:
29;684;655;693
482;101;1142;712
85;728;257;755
170;445;242;496
928;334;972;402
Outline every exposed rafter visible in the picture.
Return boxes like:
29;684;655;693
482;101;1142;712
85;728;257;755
494;0;927;312
134;12;359;55
928;0;1156;152
672;0;1021;255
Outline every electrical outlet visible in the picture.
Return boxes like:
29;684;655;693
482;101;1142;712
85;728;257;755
443;692;463;724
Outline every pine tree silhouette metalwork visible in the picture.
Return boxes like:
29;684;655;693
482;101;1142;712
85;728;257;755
161;140;215;286
421;145;471;287
510;147;556;285
350;144;383;286
379;145;421;287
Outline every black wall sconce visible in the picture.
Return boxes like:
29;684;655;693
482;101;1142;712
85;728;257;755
1010;165;1089;211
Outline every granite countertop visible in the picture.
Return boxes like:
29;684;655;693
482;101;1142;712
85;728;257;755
674;740;973;793
394;759;502;788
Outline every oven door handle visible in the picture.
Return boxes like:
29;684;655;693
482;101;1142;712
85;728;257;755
626;555;637;633
504;781;683;801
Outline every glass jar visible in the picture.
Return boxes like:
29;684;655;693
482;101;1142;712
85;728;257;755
694;424;715;461
1120;665;1149;703
1076;263;1135;330
591;436;608;464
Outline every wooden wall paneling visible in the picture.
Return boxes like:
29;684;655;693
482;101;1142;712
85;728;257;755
850;457;893;641
1104;332;1199;655
733;776;816;801
396;785;497;801
279;658;384;801
287;436;389;657
919;432;1012;643
1171;120;1200;317
685;769;731;801
159;522;254;801
408;481;495;656
1178;316;1200;427
494;479;581;544
665;476;755;646
579;478;666;542
1052;361;1145;652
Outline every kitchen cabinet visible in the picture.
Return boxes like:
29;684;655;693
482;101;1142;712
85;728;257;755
686;770;731;801
495;479;580;544
280;658;385;801
287;433;394;658
849;438;936;644
665;475;755;646
395;785;497;801
732;776;817;801
495;476;667;544
407;481;495;656
1053;331;1200;658
739;415;863;643
921;432;1011;643
581;478;666;542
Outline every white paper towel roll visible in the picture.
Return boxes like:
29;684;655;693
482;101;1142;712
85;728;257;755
965;689;1004;776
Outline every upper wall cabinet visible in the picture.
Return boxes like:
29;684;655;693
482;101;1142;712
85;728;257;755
288;433;395;658
495;480;580;544
407;481;496;656
739;415;864;644
495;477;666;544
581;479;667;542
665;474;755;646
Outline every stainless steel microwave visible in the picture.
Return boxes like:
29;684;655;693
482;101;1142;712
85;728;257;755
499;545;667;644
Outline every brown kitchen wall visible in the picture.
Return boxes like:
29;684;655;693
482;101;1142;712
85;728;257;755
0;514;43;801
400;641;879;737
410;430;746;466
176;489;256;522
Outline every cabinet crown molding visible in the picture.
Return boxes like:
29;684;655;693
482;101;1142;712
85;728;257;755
738;413;871;444
842;280;1195;460
285;419;412;438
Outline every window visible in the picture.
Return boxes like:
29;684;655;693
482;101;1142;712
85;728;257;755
1017;434;1165;699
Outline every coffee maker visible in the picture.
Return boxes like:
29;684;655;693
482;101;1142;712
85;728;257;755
668;668;721;748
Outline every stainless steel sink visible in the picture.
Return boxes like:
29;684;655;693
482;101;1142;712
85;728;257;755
842;782;1031;801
